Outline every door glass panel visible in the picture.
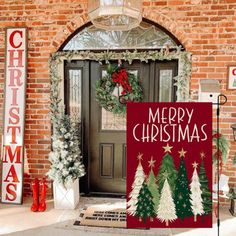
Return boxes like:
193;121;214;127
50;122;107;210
100;69;138;131
69;69;82;121
101;108;126;130
159;69;173;102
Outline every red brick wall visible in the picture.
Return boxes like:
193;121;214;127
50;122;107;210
0;0;235;205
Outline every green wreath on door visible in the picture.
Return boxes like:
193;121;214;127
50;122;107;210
95;64;143;114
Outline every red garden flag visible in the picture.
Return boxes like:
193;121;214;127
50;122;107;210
127;102;212;228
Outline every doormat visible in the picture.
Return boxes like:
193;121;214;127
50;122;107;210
74;204;126;228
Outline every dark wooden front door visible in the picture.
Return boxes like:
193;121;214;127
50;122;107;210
65;60;178;194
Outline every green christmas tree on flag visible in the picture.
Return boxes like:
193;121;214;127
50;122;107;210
157;144;177;196
199;152;212;216
190;161;204;222
127;153;145;216
135;179;156;223
147;157;160;213
174;148;193;220
157;172;177;226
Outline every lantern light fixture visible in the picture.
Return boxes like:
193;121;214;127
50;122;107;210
231;124;236;141
88;0;142;31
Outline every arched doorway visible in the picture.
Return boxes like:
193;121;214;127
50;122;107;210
54;20;188;195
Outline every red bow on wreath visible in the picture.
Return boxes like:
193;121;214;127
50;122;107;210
112;69;132;95
213;132;223;174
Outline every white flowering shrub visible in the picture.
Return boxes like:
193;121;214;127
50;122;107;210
47;113;85;188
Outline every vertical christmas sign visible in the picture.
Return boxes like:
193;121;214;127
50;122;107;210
127;103;212;228
1;28;27;204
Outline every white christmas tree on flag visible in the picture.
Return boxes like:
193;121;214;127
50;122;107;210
190;161;204;222
127;153;145;216
157;172;177;226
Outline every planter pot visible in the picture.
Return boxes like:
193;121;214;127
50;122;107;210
53;179;80;210
229;199;236;216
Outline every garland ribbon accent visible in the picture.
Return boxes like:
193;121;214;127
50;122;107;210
212;131;230;173
95;64;143;114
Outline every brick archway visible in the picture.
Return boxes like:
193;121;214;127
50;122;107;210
143;8;189;49
51;11;188;52
51;14;89;51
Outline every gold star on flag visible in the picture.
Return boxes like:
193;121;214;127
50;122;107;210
192;161;198;169
162;170;169;179
200;152;205;160
163;143;173;153
179;148;187;158
148;156;156;169
137;153;143;162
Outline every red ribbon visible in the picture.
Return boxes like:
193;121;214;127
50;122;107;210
213;133;222;139
112;69;132;95
213;149;223;174
213;132;223;174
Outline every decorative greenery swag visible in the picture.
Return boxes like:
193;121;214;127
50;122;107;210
49;48;192;186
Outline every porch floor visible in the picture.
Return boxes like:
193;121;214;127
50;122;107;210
0;197;235;236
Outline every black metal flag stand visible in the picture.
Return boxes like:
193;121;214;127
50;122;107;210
214;94;227;236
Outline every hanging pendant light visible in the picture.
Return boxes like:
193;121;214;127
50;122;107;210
88;0;142;31
231;124;236;141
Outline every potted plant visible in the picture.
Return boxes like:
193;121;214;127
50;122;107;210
47;112;85;209
228;187;236;216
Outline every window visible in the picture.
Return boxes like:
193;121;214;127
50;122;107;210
159;69;173;102
67;69;82;122
63;21;177;50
